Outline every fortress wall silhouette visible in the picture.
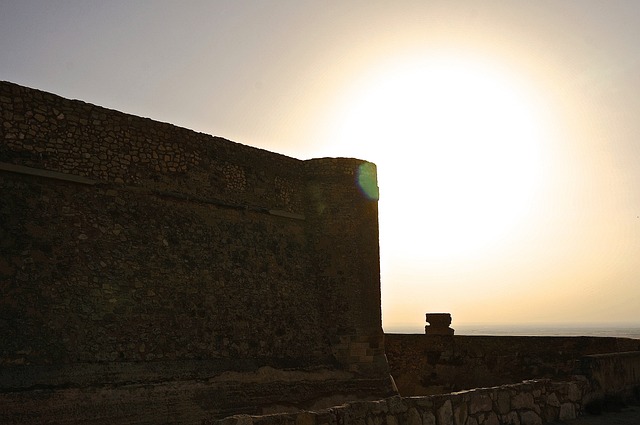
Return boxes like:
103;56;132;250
4;81;640;425
0;81;394;423
385;334;640;397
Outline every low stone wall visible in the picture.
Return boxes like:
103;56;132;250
581;351;640;407
385;335;640;396
208;350;640;425
209;379;588;425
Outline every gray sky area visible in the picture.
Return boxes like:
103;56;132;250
2;1;640;330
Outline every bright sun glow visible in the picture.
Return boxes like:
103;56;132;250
327;54;550;264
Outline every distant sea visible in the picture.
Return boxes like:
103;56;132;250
387;324;640;339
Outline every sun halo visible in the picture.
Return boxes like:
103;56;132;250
327;55;549;264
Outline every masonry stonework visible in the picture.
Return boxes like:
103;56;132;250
385;334;640;397
207;351;640;425
206;379;597;425
3;81;640;425
0;81;394;424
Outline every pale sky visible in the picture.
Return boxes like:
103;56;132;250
2;1;639;331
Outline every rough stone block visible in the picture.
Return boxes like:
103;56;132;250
518;411;542;425
496;390;511;415
484;412;500;425
468;393;492;414
545;392;560;408
421;411;436;425
511;392;535;410
453;402;468;425
403;408;418;425
424;313;454;336
559;403;576;421
437;400;453;425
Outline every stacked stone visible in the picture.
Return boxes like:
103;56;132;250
209;379;588;425
0;87;196;182
425;313;454;336
0;81;304;212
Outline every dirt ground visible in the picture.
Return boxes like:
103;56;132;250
548;404;640;425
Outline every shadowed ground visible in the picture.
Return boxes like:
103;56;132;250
549;404;640;424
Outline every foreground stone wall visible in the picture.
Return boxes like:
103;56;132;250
0;81;393;423
581;351;640;406
385;334;640;396
209;380;589;425
209;351;640;425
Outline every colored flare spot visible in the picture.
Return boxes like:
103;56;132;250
357;162;379;200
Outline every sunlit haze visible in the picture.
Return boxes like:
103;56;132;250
2;1;639;332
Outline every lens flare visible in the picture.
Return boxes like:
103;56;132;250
357;162;379;200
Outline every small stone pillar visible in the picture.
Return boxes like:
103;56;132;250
425;313;454;335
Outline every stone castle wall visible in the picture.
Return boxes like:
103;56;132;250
0;81;393;423
385;334;640;397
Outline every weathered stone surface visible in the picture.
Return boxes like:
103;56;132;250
366;416;382;425
468;393;492;414
484;412;500;425
519;410;542;425
559;403;577;421
406;407;421;425
546;392;560;407
0;80;392;423
4;80;640;425
502;411;520;425
422;411;436;425
567;382;582;402
454;401;468;425
496;390;511;415
409;397;434;409
511;392;535;410
437;400;453;425
199;374;640;425
385;334;640;397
